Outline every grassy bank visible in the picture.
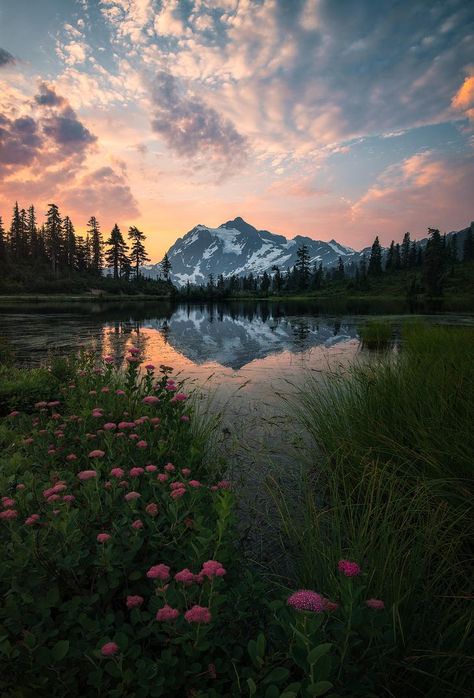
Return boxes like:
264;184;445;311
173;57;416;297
274;323;473;696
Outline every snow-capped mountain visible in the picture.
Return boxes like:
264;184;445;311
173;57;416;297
143;217;357;286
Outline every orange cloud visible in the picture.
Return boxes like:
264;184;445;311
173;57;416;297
452;74;474;121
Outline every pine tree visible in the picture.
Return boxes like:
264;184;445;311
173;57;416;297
401;232;411;268
19;208;28;258
27;205;38;259
408;241;417;268
0;216;6;264
45;203;63;275
463;224;474;261
160;252;172;281
337;256;345;280
75;236;89;273
385;241;395;271
128;226;150;279
394;243;402;269
368;236;383;276
63;216;77;267
271;265;283;293
260;270;270;293
9;202;22;259
105;224;128;279
87;217;103;276
424;228;445;296
295;244;311;289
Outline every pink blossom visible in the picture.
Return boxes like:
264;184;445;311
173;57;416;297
23;437;34;445
119;480;129;488
201;561;226;579
131;519;144;530
35;401;48;408
217;480;231;490
143;395;160;405
170;488;185;500
124;491;141;502
136;440;148;449
323;599;339;612
174;568;196;585
89;449;105;459
97;533;111;543
78;470;97;481
145;464;157;473
157;474;168;483
366;598;385;610
156;604;179;622
145;364;155;371
180;415;190;422
118;421;134;430
103;355;114;364
2;498;15;508
25;514;40;526
184;605;212;624
188;480;201;488
48;401;60;407
104;481;112;490
101;387;110;394
116;389;126;396
16;484;25;491
338;559;361;577
66;454;77;461
89;390;97;396
129;434;139;440
287;590;327;612
129;467;145;477
103;422;117;431
173;393;187;402
126;356;141;364
147;564;170;581
101;642;119;656
110;467;124;478
150;417;160;425
128;347;141;355
164;463;175;473
145;503;159;516
181;468;191;477
170;481;185;490
0;509;18;520
63;495;76;503
47;494;61;503
126;595;144;609
92;410;103;418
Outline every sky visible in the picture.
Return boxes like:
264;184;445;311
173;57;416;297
0;0;473;262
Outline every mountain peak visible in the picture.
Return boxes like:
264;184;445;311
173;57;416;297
220;217;258;235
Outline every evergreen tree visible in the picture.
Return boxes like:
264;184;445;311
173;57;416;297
9;202;22;259
63;216;77;268
160;252;172;281
45;203;63;275
128;226;150;279
19;208;28;258
385;241;395;271
312;261;323;290
401;232;411;268
295;244;311;289
0;216;6;264
216;273;225;294
394;243;402;269
424;228;445;296
272;265;283;293
88;217;103;276
105;224;128;279
408;241;418;268
27;205;38;259
260;270;270;293
337;256;345;280
120;254;133;282
463;224;474;261
75;236;89;273
368;236;383;276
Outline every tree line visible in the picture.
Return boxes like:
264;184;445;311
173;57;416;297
0;201;152;282
179;225;474;299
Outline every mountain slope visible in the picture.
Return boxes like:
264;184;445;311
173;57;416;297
143;217;357;285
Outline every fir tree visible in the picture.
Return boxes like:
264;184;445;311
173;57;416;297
337;256;345;280
401;232;411;268
272;265;283;293
88;217;103;276
45;203;63;275
128;226;150;279
0;216;6;263
160;252;172;281
385;241;395;271
63;216;76;267
368;236;383;276
463;224;474;261
424;228;445;296
105;224;128;279
295;244;311;289
27;205;38;259
9;202;22;259
260;270;270;293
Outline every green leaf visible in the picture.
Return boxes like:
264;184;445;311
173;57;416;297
105;662;122;679
256;632;266;658
308;643;332;665
313;654;331;680
247;678;257;696
265;686;280;698
263;667;290;685
307;681;333;696
52;639;69;662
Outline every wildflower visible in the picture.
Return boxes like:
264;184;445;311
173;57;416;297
104;481;112;490
156;604;179;621
180;415;190;422
88;449;105;459
143;396;159;405
118;421;134;430
116;389;125;396
89;390;97;396
0;509;18;520
48;401;60;407
131;519;144;530
201;561;226;578
126;356;141;364
184;517;194;528
25;514;40;526
188;480;201;488
110;467;124;478
147;564;170;581
103;422;117;431
101;387;110;394
78;470;97;481
92;409;103;418
287;590;327;612
145;464;157;473
23;437;34;445
157;474;168;483
124;491;141;502
145;364;155;371
35;401;48;408
136;440;148;449
47;494;61;503
63;495;75;503
217;480;231;490
338;559;361;577
97;533;111;543
171;488;185;500
145;503;159;516
66;453;77;461
128;347;141;355
16;483;26;491
175;568;196;585
150;417;160;425
173;393;187;402
184;605;212;624
103;355;114;364
181;468;191;477
2;497;15;508
170;481;185;490
118;480;129;488
366;598;385;610
126;595;144;609
129;434;139;440
164;463;175;473
101;642;119;656
129;467;144;477
323;599;339;612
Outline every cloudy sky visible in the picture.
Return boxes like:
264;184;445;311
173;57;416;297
0;0;473;261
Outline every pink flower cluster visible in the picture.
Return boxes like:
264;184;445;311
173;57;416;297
287;590;339;613
338;559;361;577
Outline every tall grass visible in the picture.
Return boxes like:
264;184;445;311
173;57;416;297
358;319;393;349
272;323;474;696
